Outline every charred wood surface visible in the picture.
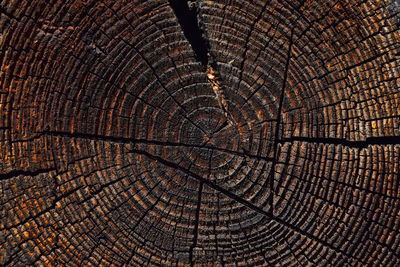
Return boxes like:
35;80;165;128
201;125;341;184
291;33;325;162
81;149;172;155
1;0;400;266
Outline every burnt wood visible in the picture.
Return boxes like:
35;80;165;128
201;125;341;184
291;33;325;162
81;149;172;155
1;0;400;266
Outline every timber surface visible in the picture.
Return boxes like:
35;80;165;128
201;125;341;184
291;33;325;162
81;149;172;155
1;0;400;266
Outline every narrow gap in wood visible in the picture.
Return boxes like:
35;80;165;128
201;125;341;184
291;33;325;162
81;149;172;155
169;0;209;67
40;130;274;161
94;2;208;134
268;28;295;213
129;147;273;217
130;147;362;261
0;167;57;181
237;0;270;91
279;135;400;148
169;0;237;127
189;181;203;267
125;194;163;265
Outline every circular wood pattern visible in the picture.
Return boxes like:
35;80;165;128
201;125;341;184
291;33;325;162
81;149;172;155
1;0;400;266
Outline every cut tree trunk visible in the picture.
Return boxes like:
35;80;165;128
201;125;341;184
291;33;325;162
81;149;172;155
1;0;400;266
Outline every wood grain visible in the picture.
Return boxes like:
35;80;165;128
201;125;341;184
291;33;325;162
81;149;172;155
1;0;400;266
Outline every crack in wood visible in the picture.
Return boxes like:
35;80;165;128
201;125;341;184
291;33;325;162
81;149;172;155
169;0;237;128
0;167;56;181
279;135;400;148
206;66;236;126
189;181;203;267
84;2;208;135
130;147;272;215
41;130;274;161
169;0;209;67
267;27;295;213
237;0;271;92
3;0;400;265
130;147;367;263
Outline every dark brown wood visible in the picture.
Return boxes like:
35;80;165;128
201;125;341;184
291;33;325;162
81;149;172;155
1;0;400;266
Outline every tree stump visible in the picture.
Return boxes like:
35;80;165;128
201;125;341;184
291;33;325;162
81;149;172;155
1;0;400;266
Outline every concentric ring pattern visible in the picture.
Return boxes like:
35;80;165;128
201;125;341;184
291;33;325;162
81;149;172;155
1;0;400;266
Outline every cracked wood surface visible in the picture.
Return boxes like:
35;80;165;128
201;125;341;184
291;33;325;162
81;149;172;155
1;0;400;266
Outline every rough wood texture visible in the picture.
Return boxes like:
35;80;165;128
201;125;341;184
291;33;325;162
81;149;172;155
1;0;400;266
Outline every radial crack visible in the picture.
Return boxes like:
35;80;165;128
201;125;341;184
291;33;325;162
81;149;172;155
206;66;236;126
267;28;295;213
189;181;203;267
129;147;365;262
129;147;272;216
43;130;274;161
169;0;236;126
85;3;208;134
169;0;209;66
1;167;56;180
279;135;400;148
237;0;270;92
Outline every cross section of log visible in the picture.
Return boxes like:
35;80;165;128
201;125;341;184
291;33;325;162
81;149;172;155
1;0;400;266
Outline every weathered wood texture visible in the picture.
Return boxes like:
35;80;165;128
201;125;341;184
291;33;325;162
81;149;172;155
1;0;400;266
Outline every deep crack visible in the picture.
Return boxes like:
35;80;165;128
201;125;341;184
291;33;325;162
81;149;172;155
169;0;209;67
169;0;236;127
